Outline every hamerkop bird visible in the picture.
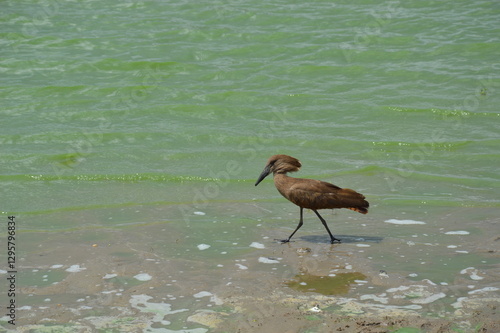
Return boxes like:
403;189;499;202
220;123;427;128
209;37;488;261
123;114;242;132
255;154;369;244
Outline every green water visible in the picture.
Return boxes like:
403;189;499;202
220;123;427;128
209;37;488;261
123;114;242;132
286;272;367;295
1;0;500;331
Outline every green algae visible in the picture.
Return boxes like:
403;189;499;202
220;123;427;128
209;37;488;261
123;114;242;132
286;272;367;295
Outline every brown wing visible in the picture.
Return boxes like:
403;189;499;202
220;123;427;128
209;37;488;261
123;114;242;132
286;178;369;213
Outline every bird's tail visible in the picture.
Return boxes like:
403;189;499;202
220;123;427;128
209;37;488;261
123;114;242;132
340;188;369;214
348;207;368;214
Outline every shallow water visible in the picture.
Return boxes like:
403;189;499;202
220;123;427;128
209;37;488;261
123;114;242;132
1;0;500;331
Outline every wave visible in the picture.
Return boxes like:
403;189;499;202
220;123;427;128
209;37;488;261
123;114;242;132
0;173;219;183
370;140;471;151
380;197;500;208
317;165;500;188
388;106;500;117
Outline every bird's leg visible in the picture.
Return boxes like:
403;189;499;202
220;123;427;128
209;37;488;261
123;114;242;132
313;210;341;244
277;207;304;243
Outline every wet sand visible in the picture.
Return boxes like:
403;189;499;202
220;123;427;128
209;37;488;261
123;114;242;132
2;204;499;332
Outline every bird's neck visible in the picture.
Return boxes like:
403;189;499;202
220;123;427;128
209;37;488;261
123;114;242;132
273;172;292;190
273;172;289;178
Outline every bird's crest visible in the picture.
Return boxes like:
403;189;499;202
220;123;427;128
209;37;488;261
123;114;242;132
267;154;301;174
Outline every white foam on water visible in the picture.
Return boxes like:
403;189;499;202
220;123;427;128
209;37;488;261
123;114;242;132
193;292;224;306
422;279;437;286
469;272;484;280
65;265;86;273
258;257;280;264
384;219;426;225
368;304;422;310
102;290;117;294
236;264;248;270
50;264;63;269
128;294;206;332
309;305;321;312
193;211;206;215
134;273;152;281
387;286;410;293
103;273;117;279
79;306;93;310
250;242;265;249
356;244;370;247
460;267;484;280
445;230;470;235
452;297;468;309
360;294;389;304
379;271;389;278
447;245;458;248
411;292;446;304
197;244;211;250
193;291;212;298
469;287;499;294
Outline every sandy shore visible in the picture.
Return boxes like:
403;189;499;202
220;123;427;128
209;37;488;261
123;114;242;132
2;211;499;332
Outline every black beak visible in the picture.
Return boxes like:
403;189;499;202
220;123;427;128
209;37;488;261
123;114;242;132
255;164;271;186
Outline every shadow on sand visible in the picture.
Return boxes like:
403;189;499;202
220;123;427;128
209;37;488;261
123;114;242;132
299;234;383;244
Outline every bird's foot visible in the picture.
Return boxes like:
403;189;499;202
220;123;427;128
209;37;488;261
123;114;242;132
330;238;341;244
275;238;291;244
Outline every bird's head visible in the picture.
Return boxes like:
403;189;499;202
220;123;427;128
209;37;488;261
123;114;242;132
255;154;301;186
